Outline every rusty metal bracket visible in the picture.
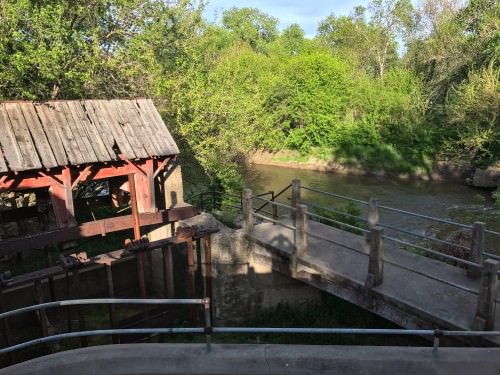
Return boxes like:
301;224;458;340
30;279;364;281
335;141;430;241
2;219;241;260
59;252;90;270
124;237;150;253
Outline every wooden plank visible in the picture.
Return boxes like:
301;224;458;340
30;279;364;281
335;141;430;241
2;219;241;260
116;100;159;157
0;104;24;171
19;103;58;169
59;102;98;164
33;102;68;166
67;101;111;162
38;102;84;165
131;99;167;157
4;103;42;170
134;99;174;156
0;206;200;256
111;100;148;159
140;99;179;155
82;101;118;159
144;99;179;154
94;100;137;159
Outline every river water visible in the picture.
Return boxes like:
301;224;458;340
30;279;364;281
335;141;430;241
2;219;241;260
242;164;500;254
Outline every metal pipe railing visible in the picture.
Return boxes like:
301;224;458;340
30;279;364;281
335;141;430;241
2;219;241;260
2;324;500;356
307;211;369;234
0;298;206;320
382;235;481;269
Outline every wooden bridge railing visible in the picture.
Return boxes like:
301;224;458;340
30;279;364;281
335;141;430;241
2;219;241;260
242;181;500;332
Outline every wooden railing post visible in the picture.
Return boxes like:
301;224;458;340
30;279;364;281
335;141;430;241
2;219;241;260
365;226;384;288
295;204;308;258
468;221;485;278
472;259;498;331
291;179;301;224
242;188;253;235
366;198;379;242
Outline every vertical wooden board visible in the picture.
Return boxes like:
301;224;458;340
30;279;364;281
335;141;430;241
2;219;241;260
130;99;166;157
0;104;24;171
94;100;136;159
47;102;85;165
59;102;98;164
111;100;148;159
116;100;159;157
82;101;118;159
20;103;58;169
4;103;42;170
134;99;178;155
33;103;68;166
141;99;179;154
67;101;111;162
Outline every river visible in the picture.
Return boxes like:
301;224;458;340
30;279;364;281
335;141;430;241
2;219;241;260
242;164;500;254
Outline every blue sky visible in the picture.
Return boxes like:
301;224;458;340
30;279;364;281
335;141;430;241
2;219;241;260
203;0;371;38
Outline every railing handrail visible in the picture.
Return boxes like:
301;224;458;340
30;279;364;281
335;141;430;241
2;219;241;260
0;298;207;321
301;186;474;229
254;183;292;216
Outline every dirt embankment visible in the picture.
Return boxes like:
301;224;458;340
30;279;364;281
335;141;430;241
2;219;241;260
247;151;472;183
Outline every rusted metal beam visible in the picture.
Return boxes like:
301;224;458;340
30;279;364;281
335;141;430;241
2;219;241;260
0;206;199;256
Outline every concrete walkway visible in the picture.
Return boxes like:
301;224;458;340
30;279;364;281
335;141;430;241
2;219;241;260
249;219;500;338
2;343;500;375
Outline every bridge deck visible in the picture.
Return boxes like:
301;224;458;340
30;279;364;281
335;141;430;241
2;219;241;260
249;219;500;340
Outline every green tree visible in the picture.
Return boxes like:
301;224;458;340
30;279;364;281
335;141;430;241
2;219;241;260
280;23;306;55
446;63;500;163
221;7;278;53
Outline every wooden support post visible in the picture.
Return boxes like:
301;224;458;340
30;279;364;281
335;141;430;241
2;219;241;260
0;289;15;365
186;237;197;322
146;159;156;212
295;204;308;258
72;267;88;347
187;238;196;298
49;167;76;228
365;227;384;289
105;265;119;344
242;189;253;235
162;247;175;298
291;179;301;224
203;236;213;304
468;222;485;279
473;259;498;331
129;173;148;315
128;174;141;240
34;280;49;339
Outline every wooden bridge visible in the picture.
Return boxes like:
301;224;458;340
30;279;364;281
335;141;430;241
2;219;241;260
237;180;500;343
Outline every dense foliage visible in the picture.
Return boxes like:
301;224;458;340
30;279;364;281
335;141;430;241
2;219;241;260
0;0;498;191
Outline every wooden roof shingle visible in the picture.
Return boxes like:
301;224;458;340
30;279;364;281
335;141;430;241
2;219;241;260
0;98;179;173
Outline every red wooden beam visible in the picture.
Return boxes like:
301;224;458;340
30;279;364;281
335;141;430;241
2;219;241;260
0;158;166;192
0;206;199;256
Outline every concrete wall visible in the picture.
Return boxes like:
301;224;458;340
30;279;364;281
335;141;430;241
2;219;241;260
177;214;322;324
3;343;500;375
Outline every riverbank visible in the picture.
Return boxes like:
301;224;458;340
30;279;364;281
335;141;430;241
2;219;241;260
248;150;472;183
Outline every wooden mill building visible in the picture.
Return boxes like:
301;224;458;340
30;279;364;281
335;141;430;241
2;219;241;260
0;99;216;359
0;98;200;274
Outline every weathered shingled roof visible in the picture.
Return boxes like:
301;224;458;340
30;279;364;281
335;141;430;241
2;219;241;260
0;98;179;173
